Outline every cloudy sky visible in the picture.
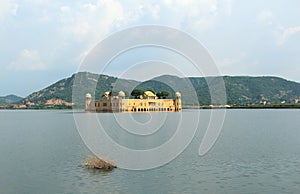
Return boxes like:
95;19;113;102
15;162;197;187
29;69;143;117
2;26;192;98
1;0;300;97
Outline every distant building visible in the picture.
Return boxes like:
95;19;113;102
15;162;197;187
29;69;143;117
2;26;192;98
12;104;26;109
25;101;35;107
260;101;267;105
45;99;74;106
45;99;64;105
85;91;182;112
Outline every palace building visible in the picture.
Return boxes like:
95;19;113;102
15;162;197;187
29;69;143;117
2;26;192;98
85;91;182;112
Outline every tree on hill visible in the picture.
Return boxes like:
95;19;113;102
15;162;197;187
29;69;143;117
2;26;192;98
131;89;144;99
156;91;169;99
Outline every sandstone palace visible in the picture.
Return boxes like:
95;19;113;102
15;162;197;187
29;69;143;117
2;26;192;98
85;90;182;112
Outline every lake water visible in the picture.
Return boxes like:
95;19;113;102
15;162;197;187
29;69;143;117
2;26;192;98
0;109;299;193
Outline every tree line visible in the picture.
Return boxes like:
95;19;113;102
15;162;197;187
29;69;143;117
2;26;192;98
130;89;170;99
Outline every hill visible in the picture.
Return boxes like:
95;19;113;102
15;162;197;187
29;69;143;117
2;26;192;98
0;95;23;105
23;72;300;107
223;76;300;104
24;72;139;106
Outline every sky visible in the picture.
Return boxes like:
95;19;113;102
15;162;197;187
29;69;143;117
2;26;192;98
0;0;300;97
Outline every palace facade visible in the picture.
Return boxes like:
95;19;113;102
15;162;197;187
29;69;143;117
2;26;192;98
85;91;182;112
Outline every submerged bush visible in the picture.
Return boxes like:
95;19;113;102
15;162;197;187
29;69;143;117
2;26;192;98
81;155;116;170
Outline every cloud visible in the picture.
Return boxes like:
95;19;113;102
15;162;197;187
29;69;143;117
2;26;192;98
59;0;223;44
257;10;274;25
223;0;233;16
277;26;300;45
3;0;237;74
59;0;139;43
8;49;47;71
25;0;49;4
217;52;249;74
0;1;18;20
143;3;160;20
255;10;300;46
60;5;71;13
160;0;219;31
10;3;18;16
54;0;234;54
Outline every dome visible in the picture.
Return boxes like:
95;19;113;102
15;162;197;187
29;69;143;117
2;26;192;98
118;91;125;97
144;91;156;97
103;91;110;99
85;93;92;98
175;92;181;98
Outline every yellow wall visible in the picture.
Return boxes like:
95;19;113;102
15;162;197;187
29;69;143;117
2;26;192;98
86;98;182;112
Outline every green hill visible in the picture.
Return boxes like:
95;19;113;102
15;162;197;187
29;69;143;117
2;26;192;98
24;72;139;106
0;95;23;105
23;72;300;107
223;76;300;104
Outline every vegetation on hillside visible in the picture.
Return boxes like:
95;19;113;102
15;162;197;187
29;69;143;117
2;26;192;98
22;72;300;107
0;95;23;105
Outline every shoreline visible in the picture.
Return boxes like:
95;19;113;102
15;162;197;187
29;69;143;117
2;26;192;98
1;105;300;110
183;104;300;109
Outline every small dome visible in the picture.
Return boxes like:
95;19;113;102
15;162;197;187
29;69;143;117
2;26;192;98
175;92;181;98
86;93;92;98
103;91;110;99
144;91;156;97
118;91;125;97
